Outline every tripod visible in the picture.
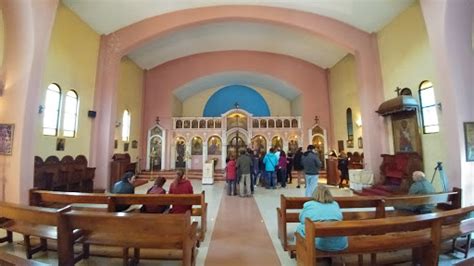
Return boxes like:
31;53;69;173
430;162;449;192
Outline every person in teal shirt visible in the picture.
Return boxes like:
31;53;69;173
296;185;348;251
406;171;436;213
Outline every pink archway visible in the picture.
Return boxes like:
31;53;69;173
91;5;385;189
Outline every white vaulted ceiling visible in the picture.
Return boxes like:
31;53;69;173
127;21;348;69
62;0;415;95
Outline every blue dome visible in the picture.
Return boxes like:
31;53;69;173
203;85;270;117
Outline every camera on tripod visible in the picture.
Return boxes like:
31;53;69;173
431;161;448;192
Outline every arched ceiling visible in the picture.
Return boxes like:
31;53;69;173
63;1;415;70
173;71;300;101
63;0;414;34
127;21;347;69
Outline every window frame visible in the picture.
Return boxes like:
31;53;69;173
418;81;439;134
42;83;62;136
62;90;79;138
122;109;131;142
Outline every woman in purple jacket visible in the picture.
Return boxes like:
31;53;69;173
278;150;288;188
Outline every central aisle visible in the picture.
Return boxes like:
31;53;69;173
205;195;281;266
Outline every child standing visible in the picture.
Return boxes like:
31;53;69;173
225;156;237;196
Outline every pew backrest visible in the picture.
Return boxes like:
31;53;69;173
57;210;197;266
29;189;109;207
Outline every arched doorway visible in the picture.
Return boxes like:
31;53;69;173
175;137;186;169
227;132;246;159
147;125;165;171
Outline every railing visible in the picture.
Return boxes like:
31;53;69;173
172;116;301;130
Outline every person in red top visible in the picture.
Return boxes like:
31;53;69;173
169;169;194;213
225;156;237;196
141;176;169;213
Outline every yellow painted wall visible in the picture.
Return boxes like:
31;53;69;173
328;54;363;154
377;2;445;190
181;86;291;116
114;57;144;162
171;94;182;117
291;96;302;116
36;3;100;160
0;11;4;67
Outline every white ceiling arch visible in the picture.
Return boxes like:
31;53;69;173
128;21;348;70
63;0;415;35
63;1;415;70
173;71;300;101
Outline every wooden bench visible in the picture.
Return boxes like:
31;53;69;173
0;251;49;266
278;188;462;254
295;205;474;266
0;202;85;262
30;189;208;241
57;210;198;266
277;194;386;253
108;191;207;241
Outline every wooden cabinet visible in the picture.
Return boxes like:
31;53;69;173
34;155;95;192
325;158;339;186
110;153;137;191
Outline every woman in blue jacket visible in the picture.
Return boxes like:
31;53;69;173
296;185;348;251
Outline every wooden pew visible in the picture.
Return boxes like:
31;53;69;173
29;189;110;212
295;205;474;266
277;194;386;253
108;191;208;241
278;188;462;255
0;251;49;266
384;188;462;214
30;189;208;241
57;210;198;266
0;202;85;262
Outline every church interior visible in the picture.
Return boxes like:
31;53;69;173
0;0;474;265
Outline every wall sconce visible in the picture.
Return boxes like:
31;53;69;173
355;117;362;128
115;121;122;128
38;105;45;114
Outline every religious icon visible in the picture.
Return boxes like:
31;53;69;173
208;136;221;155
192;137;203;155
0;124;14;155
56;138;65;151
392;113;421;154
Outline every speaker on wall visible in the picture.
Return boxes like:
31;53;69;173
88;110;97;118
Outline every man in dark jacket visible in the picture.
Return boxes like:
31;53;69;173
301;145;322;196
237;149;253;197
112;171;136;211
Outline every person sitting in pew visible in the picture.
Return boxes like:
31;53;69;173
296;185;348;252
396;171;436;214
112;171;136;212
169;169;194;213
141;176;169;213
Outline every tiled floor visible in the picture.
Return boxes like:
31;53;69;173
0;179;472;265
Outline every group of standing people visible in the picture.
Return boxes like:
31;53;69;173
225;144;323;198
112;169;194;213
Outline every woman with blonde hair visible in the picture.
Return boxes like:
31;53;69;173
296;185;348;251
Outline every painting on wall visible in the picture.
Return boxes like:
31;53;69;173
392;112;422;155
56;138;65;151
124;142;129;152
346;139;354;148
0;124;14;155
191;137;203;155
464;122;474;162
207;136;222;155
358;137;363;149
132;140;138;149
114;139;118;149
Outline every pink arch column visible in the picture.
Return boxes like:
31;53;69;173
0;0;58;203
89;35;122;191
91;5;386;182
421;0;474;205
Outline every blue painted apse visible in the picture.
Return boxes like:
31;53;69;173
203;85;270;117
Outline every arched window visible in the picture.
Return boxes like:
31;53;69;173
122;109;131;142
419;81;439;133
43;83;61;136
63;90;79;137
346;108;354;140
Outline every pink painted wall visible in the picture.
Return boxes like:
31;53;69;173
141;51;330;166
420;0;474;205
91;5;385;186
0;0;58;203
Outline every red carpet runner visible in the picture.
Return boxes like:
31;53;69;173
205;195;281;266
